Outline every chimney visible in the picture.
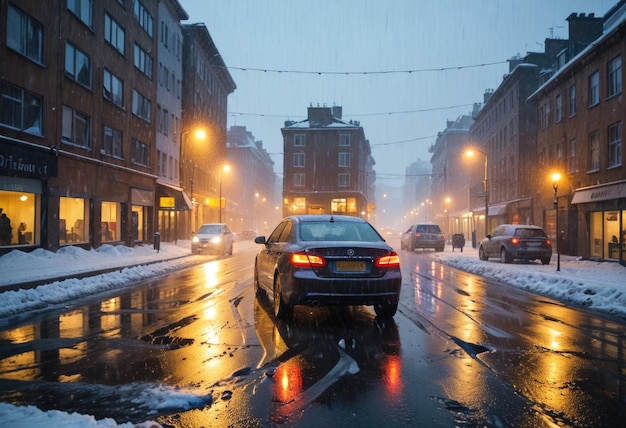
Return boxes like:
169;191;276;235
332;106;342;119
307;105;333;126
567;12;603;57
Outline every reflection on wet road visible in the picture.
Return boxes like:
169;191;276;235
0;244;624;426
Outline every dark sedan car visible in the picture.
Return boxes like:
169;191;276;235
400;223;445;252
479;224;552;265
254;215;402;321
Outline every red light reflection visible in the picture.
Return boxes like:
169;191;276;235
273;360;303;404
382;354;403;400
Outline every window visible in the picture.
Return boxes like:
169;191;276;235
339;133;351;146
555;94;562;123
539;102;549;130
6;5;43;63
293;173;305;187
103;69;123;106
101;201;120;242
67;0;93;28
568;84;576;117
65;42;91;88
338;152;351;167
131;139;150;166
588;130;600;172
568;139;576;174
338;173;350;187
608;122;622;168
104;13;125;55
132;89;151;122
133;0;154;37
588;71;600;106
62;106;90;148
134;43;153;78
608;55;622;98
293;152;305;167
59;197;89;244
103;125;123;158
0;81;42;135
294;134;306;146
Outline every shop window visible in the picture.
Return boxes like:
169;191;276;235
291;197;305;215
60;197;89;244
589;211;603;258
605;211;620;259
0;189;39;246
101;201;120;242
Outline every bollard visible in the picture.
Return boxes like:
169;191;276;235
153;231;160;252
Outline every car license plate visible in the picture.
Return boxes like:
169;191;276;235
336;261;366;272
527;242;541;247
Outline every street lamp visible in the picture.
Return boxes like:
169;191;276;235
465;148;489;237
445;197;451;241
551;172;561;271
180;129;206;233
219;164;231;223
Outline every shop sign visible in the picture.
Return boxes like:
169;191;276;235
0;138;58;179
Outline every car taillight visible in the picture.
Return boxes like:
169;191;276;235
413;233;421;238
290;252;327;268
546;239;551;246
375;252;400;268
511;237;520;245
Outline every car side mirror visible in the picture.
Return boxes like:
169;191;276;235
254;236;267;245
487;234;492;239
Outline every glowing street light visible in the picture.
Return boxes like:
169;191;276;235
551;172;561;271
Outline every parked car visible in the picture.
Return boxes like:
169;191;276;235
191;223;233;255
400;223;445;252
253;214;402;321
479;224;552;265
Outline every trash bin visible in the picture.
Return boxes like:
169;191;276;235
153;231;160;252
471;230;477;248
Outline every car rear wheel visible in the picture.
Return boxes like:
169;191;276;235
273;275;293;321
541;256;551;265
374;300;398;318
479;246;488;261
500;247;512;263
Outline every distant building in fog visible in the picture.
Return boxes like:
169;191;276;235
281;105;376;219
226;126;279;233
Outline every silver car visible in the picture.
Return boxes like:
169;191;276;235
191;223;234;255
400;223;445;252
479;224;552;265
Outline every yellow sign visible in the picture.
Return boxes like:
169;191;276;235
160;196;175;208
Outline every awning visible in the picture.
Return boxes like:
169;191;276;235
489;203;508;215
571;180;626;204
156;182;193;210
131;187;154;206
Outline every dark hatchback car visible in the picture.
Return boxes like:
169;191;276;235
479;224;552;265
400;223;445;252
254;214;402;321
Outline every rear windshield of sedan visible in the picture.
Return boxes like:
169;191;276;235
514;228;547;238
299;221;383;242
415;225;441;234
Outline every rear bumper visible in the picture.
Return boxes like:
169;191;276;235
283;271;402;307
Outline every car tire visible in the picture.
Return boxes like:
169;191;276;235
273;275;293;321
374;299;398;318
541;256;551;265
254;262;266;299
500;247;512;263
479;246;488;261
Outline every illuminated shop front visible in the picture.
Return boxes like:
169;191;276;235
571;181;626;265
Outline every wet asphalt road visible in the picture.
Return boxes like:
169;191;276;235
0;241;624;427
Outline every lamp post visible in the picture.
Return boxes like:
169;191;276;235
180;129;206;233
552;172;561;271
445;197;451;242
219;164;231;223
466;148;489;237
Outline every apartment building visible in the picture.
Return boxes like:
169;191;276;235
529;4;626;264
281;105;375;219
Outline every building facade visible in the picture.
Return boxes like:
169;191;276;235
226;125;279;234
529;5;626;264
281;105;375;219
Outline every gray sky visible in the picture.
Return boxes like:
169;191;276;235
181;0;616;186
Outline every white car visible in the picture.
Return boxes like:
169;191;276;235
191;223;233;255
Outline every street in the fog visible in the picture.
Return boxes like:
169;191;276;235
0;242;624;427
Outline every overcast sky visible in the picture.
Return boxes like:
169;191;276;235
181;0;616;186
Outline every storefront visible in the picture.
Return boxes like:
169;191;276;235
571;180;626;265
0;137;58;252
